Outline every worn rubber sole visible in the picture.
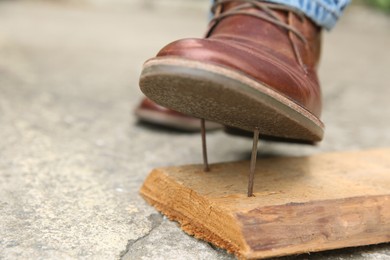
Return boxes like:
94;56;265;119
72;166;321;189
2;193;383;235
139;58;324;142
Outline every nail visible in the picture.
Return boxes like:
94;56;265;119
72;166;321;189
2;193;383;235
248;128;260;197
201;118;210;172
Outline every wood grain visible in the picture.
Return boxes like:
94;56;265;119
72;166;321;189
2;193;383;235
140;149;390;259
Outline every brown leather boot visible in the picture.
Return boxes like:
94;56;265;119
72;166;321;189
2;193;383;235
135;98;221;131
139;0;324;143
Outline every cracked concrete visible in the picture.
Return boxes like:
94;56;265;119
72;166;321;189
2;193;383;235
122;220;234;260
0;0;389;259
119;213;163;259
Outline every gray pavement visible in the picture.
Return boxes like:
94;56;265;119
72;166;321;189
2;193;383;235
0;1;390;259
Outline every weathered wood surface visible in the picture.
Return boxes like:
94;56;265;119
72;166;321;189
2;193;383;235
140;149;390;259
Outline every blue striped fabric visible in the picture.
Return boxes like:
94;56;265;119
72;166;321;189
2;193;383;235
263;0;351;29
210;0;351;30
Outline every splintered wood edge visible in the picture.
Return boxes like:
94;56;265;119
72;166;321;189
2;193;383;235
240;195;390;259
140;165;390;259
139;168;249;258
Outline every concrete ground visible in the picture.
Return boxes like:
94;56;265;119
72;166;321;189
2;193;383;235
0;0;390;259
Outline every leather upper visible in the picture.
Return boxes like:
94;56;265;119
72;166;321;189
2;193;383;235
156;3;323;117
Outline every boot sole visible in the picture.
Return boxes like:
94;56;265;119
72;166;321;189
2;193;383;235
139;58;324;142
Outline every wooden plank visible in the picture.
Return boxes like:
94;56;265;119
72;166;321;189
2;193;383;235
140;149;390;259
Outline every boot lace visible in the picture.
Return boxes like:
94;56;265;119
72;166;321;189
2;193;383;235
208;0;308;71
